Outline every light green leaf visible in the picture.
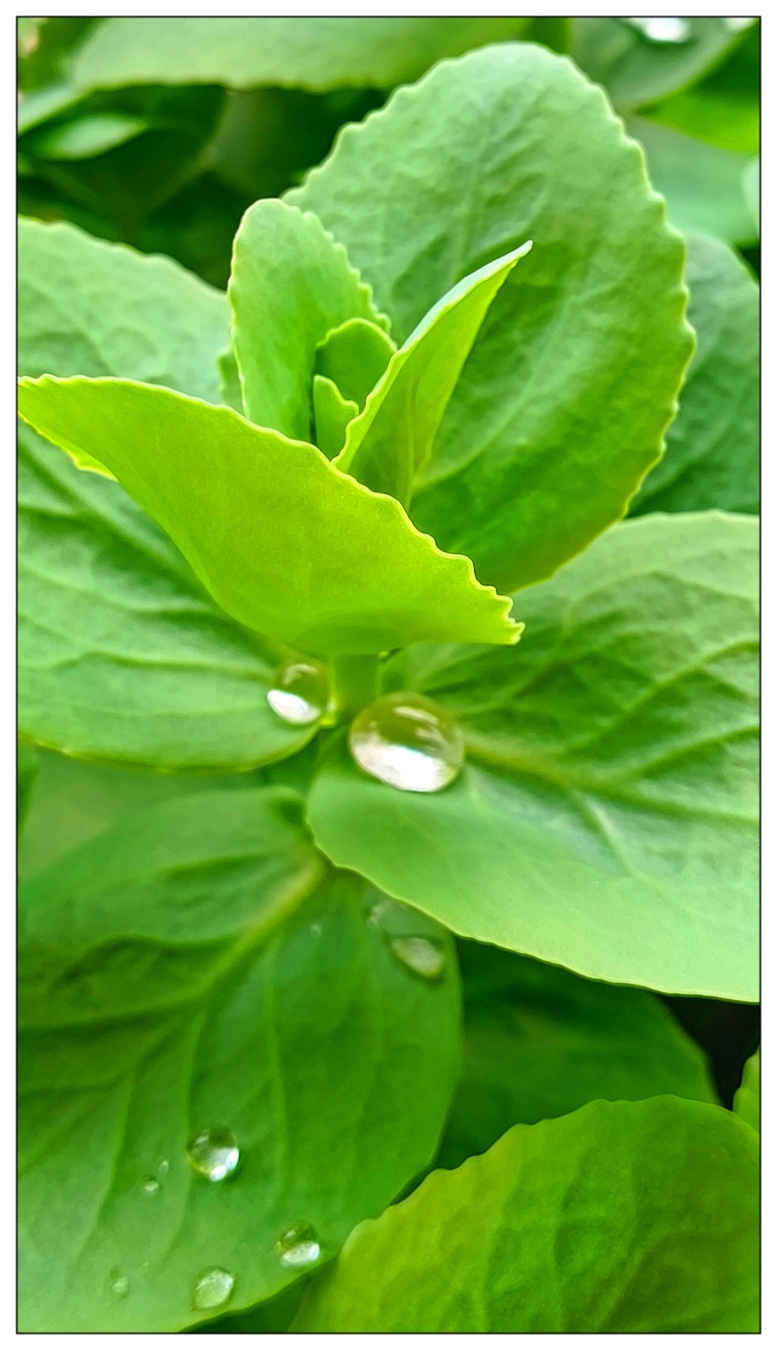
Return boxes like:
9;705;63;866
17;82;85;134
18;377;521;655
18;216;229;404
743;157;760;230
629;117;757;246
336;245;530;506
19;423;310;770
307;513;759;998
633;233;759;515
571;17;751;113
314;317;395;411
229;200;387;440
293;1097;760;1332
290;44;693;593
312;375;358;460
69;16;530;92
734;1048;760;1134
18;788;461;1331
24;112;149;161
437;940;717;1169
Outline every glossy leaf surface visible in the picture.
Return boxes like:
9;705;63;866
633;233;759;515
18;789;461;1331
18;377;520;655
437;940;716;1169
734;1048;760;1134
291;44;693;592
308;514;759;998
294;1097;759;1332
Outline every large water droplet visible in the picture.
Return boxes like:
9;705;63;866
349;692;464;792
267;660;329;726
187;1127;240;1182
628;16;691;43
140;1175;160;1196
276;1223;322;1268
109;1268;129;1298
390;935;446;981
192;1268;235;1311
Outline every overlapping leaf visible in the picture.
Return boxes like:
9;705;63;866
734;1048;760;1134
629;117;757;245
307;513;759;998
293;1098;760;1332
290;43;693;592
18;789;461;1331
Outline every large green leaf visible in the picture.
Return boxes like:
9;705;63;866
734;1048;760;1134
633;233;759;515
18;788;461;1332
437;940;716;1169
18;423;310;770
629;117;757;246
69;17;530;92
229;199;387;440
307;513;759;999
337;245;530;505
571;17;751;113
290;43;693;593
293;1097;759;1332
18;377;520;656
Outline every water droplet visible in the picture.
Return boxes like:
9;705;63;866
276;1223;322;1268
140;1175;160;1196
109;1268;129;1298
628;16;691;43
158;1159;169;1178
267;660;329;726
310;922;322;937
192;1267;235;1311
349;692;464;792
187;1127;240;1182
390;935;446;981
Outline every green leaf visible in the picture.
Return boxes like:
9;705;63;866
229;200;388;441
18;788;461;1332
733;1048;760;1134
632;233;759;515
629;117;757;246
314;317;395;411
437;940;717;1169
18;423;310;770
293;1097;760;1332
336;245;530;506
18;377;521;656
17;742;40;833
570;17;751;113
306;513;759;999
743;157;760;230
312;375;358;460
216;347;244;414
290;44;693;593
24;113;149;161
645;87;759;155
69;16;530;92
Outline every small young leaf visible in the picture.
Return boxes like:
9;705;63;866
18;789;461;1331
633;232;759;515
307;513;758;998
24;112;149;161
312;374;358;459
18;377;521;655
293;1098;759;1332
336;245;530;505
229;200;387;440
733;1048;760;1134
437;940;717;1169
314;317;395;410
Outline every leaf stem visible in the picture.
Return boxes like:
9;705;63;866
329;654;380;720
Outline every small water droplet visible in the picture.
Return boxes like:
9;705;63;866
267;660;329;726
628;16;691;43
187;1127;240;1182
192;1267;235;1310
276;1222;322;1268
310;922;322;937
390;935;446;980
349;692;464;792
158;1159;169;1178
109;1268;129;1298
140;1175;160;1196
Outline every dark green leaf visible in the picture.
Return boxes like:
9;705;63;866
733;1048;760;1133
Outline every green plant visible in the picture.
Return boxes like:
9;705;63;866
18;37;758;1334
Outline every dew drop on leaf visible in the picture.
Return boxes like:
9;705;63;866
186;1127;240;1182
349;691;464;792
108;1268;129;1299
267;660;329;725
140;1175;160;1196
157;1159;169;1178
390;935;446;980
276;1222;322;1268
192;1267;235;1310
